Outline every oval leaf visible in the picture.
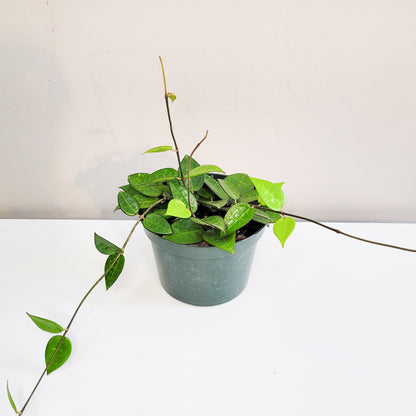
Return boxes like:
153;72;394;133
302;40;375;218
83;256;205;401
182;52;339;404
26;313;64;334
118;191;139;216
218;178;240;200
203;230;236;254
168;179;198;212
199;199;229;210
165;199;191;218
250;177;285;211
180;155;204;192
128;173;150;188
253;208;281;224
188;165;224;178
148;168;178;184
224;203;255;235
94;233;122;255
143;214;172;234
191;215;225;232
45;335;72;374
163;219;204;244
105;254;125;290
204;174;230;200
273;217;296;247
224;173;254;195
7;381;18;414
142;145;173;154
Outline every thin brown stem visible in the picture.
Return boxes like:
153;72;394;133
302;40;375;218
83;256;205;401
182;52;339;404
158;57;185;184
187;131;208;216
19;198;166;414
254;205;416;253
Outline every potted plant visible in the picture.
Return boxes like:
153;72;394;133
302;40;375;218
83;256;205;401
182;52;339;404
6;57;415;415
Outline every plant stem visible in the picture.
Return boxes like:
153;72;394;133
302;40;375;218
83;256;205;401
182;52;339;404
158;57;185;184
187;131;208;216
18;198;165;414
255;206;416;253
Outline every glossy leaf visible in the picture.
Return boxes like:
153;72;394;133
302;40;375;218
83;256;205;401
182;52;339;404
224;173;254;195
26;313;64;334
218;178;240;200
148;168;178;184
168;179;198;212
163;219;204;244
180;155;204;192
118;191;139;216
105;254;125;290
250;177;285;211
142;145;172;154
7;381;18;414
203;230;236;254
128;192;159;209
165;199;192;218
239;189;258;203
273;217;296;247
94;233;122;255
191;215;225;232
188;165;224;178
204;175;229;199
128;173;150;188
45;335;72;374
199;199;229;210
253;208;281;224
168;92;176;102
224;203;255;235
143;214;172;234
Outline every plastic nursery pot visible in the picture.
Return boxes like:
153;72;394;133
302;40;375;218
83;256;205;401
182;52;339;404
144;223;265;306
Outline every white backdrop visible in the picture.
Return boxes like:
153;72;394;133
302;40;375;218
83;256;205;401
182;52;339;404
1;0;415;221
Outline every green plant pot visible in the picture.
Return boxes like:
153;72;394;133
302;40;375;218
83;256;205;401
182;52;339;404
144;224;265;306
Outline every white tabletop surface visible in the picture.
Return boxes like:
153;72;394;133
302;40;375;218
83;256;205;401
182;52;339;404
0;219;415;416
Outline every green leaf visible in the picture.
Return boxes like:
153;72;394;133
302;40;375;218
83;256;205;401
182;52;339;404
105;254;125;290
122;188;159;209
45;335;72;374
252;208;281;224
165;199;192;218
250;177;285;211
199;199;229;209
196;186;214;199
224;202;255;235
168;92;176;102
273;217;296;247
143;145;173;154
204;174;229;199
163;219;204;244
168;179;198;212
218;178;240;200
148;168;178;184
143;214;172;234
128;173;150;188
188;165;224;178
26;313;64;334
94;233;122;255
180;155;204;191
190;215;225;232
224;173;254;195
118;191;139;216
238;189;258;203
7;381;18;414
203;230;236;254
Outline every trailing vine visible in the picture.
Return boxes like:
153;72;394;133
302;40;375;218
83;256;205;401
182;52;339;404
7;57;415;415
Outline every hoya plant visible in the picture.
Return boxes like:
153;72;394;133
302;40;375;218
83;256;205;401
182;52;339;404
6;57;415;415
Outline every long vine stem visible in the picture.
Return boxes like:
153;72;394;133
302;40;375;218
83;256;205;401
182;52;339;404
18;197;166;415
158;56;185;184
255;205;416;253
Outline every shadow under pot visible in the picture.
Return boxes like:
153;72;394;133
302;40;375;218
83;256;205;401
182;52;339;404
144;222;265;306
